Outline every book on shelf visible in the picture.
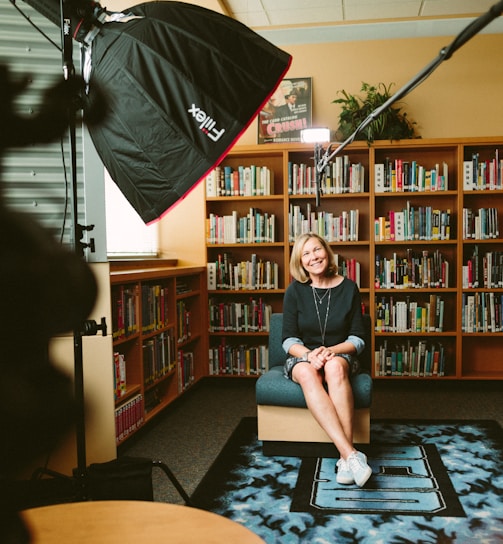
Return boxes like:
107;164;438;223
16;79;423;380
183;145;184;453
178;350;194;392
334;254;361;287
375;204;451;242
375;340;446;377
374;163;385;193
289;203;359;242
206;209;276;244
209;342;269;376
205;164;274;196
463;150;503;190
208;298;272;333
462;246;503;288
176;300;192;343
374;160;448;192
324;155;365;194
115;393;143;444
143;330;175;385
462;207;500;239
112;285;138;340
141;283;169;333
289;155;365;195
113;351;127;400
462;291;503;332
374;249;450;289
374;294;444;333
208;253;279;290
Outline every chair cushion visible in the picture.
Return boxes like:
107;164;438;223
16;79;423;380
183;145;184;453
256;366;372;409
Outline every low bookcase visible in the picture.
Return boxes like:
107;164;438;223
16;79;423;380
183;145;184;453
110;261;207;445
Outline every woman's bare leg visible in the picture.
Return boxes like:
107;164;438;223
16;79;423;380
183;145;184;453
292;362;354;458
324;358;355;444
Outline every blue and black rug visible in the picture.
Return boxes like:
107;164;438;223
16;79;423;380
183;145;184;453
191;417;503;543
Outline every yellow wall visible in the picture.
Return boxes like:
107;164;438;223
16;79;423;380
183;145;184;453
159;29;503;264
237;33;503;144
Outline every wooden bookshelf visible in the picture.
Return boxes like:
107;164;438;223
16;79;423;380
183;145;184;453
205;137;503;381
110;261;207;445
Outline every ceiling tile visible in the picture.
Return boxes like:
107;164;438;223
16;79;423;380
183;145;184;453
267;6;345;26
224;0;501;27
344;1;422;21
421;0;496;16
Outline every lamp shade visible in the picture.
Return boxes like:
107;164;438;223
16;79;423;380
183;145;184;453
23;0;292;223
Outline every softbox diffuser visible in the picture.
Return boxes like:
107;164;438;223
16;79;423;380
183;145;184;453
22;0;292;223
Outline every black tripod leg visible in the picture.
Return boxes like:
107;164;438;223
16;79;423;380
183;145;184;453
152;461;192;506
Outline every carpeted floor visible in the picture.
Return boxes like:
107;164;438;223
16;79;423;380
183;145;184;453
120;378;503;506
191;417;503;544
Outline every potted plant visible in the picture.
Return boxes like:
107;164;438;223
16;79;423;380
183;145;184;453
333;82;419;143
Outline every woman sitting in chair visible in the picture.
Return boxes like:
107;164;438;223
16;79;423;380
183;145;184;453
282;233;372;487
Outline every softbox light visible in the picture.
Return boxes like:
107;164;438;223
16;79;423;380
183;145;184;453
22;0;292;223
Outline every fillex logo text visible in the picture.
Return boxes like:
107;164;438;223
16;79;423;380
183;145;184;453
188;104;225;142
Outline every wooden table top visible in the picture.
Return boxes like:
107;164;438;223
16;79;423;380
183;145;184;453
22;500;265;543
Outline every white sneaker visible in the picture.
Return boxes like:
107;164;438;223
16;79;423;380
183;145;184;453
347;451;372;487
336;458;355;485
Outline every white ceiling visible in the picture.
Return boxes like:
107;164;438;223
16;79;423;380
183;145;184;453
221;0;500;28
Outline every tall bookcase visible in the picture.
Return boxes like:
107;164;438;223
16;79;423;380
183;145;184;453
110;261;207;445
205;137;503;381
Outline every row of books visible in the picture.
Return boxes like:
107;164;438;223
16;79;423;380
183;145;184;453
288;156;365;195
113;351;127;400
206;209;276;244
205;152;503;196
115;393;143;444
289;204;360;242
335;256;361;287
375;294;445;333
176;300;192;343
111;285;138;340
208;298;272;333
463;247;503;288
375;250;450;289
375;159;449;192
462;207;500;240
463;151;503;190
209;343;269;376
205;164;274;197
374;340;447;376
462;292;503;333
178;350;194;393
374;205;451;242
143;331;176;386
207;254;279;291
141;283;170;333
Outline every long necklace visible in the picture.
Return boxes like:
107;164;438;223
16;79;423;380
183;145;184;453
312;286;331;345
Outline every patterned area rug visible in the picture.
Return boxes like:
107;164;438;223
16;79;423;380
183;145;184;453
292;443;463;516
191;417;503;544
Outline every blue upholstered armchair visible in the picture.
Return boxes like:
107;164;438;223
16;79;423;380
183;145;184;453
256;313;373;456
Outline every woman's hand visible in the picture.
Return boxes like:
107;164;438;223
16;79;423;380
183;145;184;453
308;346;336;369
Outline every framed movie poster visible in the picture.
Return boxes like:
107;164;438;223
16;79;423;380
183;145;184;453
258;77;312;144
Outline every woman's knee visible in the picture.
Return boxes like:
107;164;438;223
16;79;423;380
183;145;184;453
292;362;321;385
324;357;350;382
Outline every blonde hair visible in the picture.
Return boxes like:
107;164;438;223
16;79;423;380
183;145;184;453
289;233;338;283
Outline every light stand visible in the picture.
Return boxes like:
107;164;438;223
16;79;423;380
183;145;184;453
30;0;108;499
27;1;191;505
61;0;87;484
308;0;503;195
